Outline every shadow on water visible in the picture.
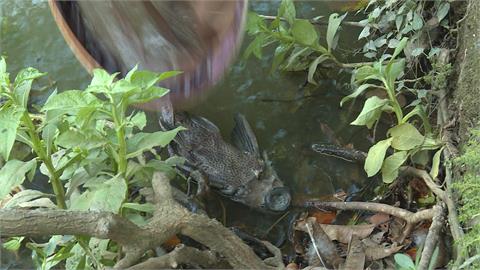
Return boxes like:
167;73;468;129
1;0;373;264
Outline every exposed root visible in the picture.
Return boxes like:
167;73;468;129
417;203;446;270
304;200;435;243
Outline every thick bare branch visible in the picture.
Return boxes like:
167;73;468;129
127;245;220;270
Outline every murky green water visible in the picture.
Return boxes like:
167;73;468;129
1;0;371;263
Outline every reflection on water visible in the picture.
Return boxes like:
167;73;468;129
1;0;371;259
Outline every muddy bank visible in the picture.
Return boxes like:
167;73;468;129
454;0;480;139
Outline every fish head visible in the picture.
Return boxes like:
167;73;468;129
226;151;291;212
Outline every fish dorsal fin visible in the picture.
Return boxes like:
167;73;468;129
191;115;221;134
231;113;260;157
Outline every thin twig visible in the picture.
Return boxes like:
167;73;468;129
258;14;366;28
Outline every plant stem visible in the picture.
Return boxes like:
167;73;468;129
22;112;66;209
111;105;127;176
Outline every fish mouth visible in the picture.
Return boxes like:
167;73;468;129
265;187;291;212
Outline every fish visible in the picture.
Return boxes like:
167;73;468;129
159;111;291;212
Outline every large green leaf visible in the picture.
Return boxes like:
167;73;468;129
0;159;36;199
41;90;102;113
351;96;389;128
326;13;346;52
126;126;185;158
13;67;46;108
389;123;424;150
0;106;24;160
364;138;392;177
354;65;382;82
430;147;444;179
291;19;318;46
271;44;291;73
381;151;408;183
278;0;296;25
70;174;126;213
246;12;267;34
340;84;375;107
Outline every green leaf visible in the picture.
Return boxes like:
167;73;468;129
364;138;393;177
90;69;117;88
244;34;265;59
42;90;102;112
0;106;24;160
326;13;346;51
126;126;185;158
89;175;127;213
389;123;424;150
278;0;296;25
291;19;318;46
340;84;376;107
42;123;58;156
358;26;370;40
158;71;182;82
412;12;424;30
129;70;162;89
271;44;291;73
127;86;169;105
246;12;267;34
3;189;49;208
0;159;36;199
125;64;138;82
430;147;444;179
70;174;127;213
385;58;405;87
3;237;25;251
355;65;381;82
391;37;408;61
128;111;146;130
436;2;450;22
121;202;155;213
381;151;408;183
13;67;46;108
307;55;328;85
394;253;415;270
351;96;389;128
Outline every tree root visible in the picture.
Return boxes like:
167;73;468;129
417;203;446;270
304;200;435;243
400;165;464;261
0;172;283;269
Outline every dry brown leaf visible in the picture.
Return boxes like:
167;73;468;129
364;243;403;261
320;224;375;244
343;236;365;270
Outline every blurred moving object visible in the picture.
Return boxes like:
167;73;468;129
49;0;247;109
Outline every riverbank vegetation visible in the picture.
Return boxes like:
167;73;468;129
0;0;478;269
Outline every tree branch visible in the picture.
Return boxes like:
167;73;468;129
0;172;282;269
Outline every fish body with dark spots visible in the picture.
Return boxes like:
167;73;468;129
159;112;291;212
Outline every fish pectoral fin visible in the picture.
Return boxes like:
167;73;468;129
231;113;260;157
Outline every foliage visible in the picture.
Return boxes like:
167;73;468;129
245;0;449;183
245;0;347;85
454;126;480;269
0;58;183;269
394;246;439;270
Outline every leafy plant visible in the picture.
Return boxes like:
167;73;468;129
341;38;442;183
245;0;348;85
245;0;448;184
0;57;183;269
